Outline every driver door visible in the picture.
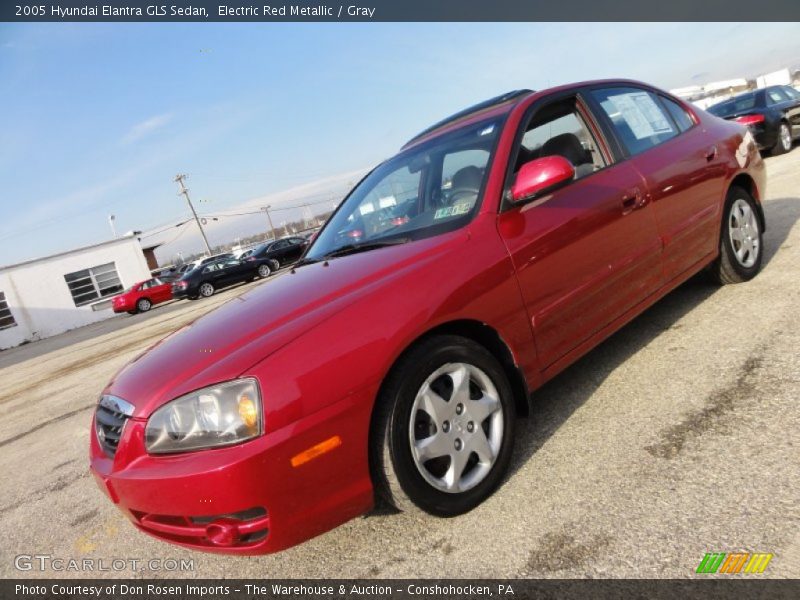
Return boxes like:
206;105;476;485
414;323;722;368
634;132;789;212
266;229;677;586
498;95;663;369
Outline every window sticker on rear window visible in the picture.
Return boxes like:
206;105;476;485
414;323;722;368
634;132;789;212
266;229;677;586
434;202;472;220
608;92;673;140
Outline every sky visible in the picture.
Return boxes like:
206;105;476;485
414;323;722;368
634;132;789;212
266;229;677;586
1;22;799;265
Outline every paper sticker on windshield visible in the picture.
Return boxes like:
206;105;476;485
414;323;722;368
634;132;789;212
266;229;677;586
608;92;673;140
479;125;495;136
434;202;472;220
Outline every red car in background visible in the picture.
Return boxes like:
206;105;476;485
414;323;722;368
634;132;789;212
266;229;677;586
91;79;766;555
111;278;173;314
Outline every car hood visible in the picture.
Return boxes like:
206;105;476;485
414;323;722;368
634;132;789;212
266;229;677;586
105;235;459;418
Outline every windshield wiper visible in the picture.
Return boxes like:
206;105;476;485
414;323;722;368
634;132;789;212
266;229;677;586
292;256;323;269
321;237;411;260
292;238;410;271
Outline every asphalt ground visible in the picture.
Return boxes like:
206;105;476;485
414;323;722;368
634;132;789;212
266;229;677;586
1;148;798;579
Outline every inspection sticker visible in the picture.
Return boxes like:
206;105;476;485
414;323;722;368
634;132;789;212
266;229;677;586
434;202;472;219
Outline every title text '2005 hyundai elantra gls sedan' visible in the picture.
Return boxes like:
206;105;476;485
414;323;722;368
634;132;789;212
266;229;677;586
90;79;766;554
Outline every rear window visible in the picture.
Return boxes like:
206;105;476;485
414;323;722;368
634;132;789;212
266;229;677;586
707;94;757;117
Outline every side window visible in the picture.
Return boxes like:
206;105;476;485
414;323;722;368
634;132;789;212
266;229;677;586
273;240;290;250
783;86;800;100
766;88;788;105
591;87;679;156
515;101;606;180
660;96;694;132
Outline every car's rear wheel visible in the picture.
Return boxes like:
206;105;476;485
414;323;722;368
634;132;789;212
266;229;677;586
269;259;280;271
772;122;792;155
371;335;515;516
710;186;763;284
257;263;272;278
198;282;215;298
136;298;152;313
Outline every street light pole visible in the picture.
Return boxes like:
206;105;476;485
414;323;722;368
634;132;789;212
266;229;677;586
262;205;277;241
174;174;212;255
108;214;117;238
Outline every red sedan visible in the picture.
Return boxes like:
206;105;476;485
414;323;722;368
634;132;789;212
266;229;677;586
91;79;766;554
111;278;173;314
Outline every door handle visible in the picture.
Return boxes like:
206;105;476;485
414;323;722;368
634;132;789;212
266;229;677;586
705;145;717;161
621;188;644;214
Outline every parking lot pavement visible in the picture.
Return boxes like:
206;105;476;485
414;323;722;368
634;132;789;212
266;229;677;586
1;151;799;580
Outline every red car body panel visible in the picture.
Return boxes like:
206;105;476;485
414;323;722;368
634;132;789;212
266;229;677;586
90;80;765;554
111;280;173;313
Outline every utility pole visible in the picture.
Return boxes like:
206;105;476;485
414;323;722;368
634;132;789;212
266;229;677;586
174;174;212;255
261;205;277;241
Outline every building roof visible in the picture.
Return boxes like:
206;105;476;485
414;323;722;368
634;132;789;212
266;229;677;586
0;235;142;273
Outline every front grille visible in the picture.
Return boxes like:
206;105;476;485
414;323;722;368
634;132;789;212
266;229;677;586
95;395;134;457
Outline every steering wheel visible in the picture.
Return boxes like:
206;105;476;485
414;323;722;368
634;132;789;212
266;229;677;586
447;188;479;206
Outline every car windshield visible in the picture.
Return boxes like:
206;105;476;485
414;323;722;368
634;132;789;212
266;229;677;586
707;93;757;117
304;118;502;261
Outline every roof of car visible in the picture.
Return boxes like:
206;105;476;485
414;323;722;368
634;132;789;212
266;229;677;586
401;89;533;150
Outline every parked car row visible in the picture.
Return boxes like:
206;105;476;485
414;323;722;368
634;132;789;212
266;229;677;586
707;85;800;155
112;237;310;313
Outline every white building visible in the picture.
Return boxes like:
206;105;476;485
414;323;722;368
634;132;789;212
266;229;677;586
0;236;152;349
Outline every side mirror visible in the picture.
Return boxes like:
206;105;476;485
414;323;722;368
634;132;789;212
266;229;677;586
510;155;575;203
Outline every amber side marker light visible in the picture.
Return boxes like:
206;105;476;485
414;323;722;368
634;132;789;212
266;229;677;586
291;435;342;467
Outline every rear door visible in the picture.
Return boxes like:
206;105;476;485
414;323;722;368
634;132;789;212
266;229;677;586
217;259;249;285
498;93;663;368
286;237;308;262
586;85;726;283
270;239;292;264
150;278;172;302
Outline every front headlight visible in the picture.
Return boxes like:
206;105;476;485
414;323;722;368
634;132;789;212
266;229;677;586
145;378;262;454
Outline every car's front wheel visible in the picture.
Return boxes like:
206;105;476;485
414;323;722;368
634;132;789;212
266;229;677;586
198;282;215;298
772;122;792;155
710;186;763;284
371;335;516;516
257;263;272;278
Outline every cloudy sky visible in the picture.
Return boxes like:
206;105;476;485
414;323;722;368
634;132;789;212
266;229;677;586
1;22;799;264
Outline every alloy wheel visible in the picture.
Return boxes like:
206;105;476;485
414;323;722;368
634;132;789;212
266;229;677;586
199;283;214;297
258;264;271;278
728;198;760;268
408;362;504;494
780;124;791;152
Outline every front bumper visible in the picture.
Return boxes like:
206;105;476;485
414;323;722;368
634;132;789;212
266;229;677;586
89;390;374;554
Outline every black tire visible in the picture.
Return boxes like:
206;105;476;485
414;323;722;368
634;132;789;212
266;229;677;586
198;282;215;298
370;335;516;517
269;259;280;271
257;263;272;278
136;298;152;313
771;122;792;156
710;186;763;284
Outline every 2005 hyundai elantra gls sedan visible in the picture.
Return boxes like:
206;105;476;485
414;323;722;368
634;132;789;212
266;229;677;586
91;79;766;553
